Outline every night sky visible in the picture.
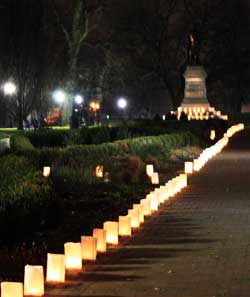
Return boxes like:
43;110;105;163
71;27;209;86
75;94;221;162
0;0;249;125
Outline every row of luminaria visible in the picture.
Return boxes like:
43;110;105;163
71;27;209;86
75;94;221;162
1;123;244;297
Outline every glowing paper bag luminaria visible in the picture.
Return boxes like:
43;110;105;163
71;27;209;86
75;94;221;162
81;236;97;261
103;221;119;245
93;228;107;253
46;253;65;283
24;265;44;296
64;242;82;270
118;215;131;236
1;282;23;297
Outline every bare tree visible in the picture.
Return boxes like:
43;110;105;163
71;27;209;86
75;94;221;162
105;0;187;109
0;0;53;129
54;0;105;127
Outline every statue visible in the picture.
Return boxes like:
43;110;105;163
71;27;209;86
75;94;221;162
187;30;200;65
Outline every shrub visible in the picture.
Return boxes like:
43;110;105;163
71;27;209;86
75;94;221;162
0;155;52;241
21;118;227;148
26;129;69;148
11;134;34;152
37;131;199;168
109;155;146;184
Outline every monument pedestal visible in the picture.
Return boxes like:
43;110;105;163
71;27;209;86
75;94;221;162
181;66;210;111
176;65;227;120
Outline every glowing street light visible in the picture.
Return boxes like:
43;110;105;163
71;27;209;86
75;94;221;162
74;94;84;105
3;81;17;96
53;90;66;104
117;97;127;109
89;101;100;112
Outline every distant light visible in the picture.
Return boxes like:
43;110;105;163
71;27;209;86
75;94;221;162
162;115;166;121
53;90;66;104
106;115;110;120
74;95;83;104
3;81;17;95
89;101;100;111
117;98;127;109
74;108;78;112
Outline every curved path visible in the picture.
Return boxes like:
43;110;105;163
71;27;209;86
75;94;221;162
47;128;250;297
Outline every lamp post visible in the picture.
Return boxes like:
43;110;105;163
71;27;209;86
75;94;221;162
52;90;66;105
2;81;17;128
52;90;66;126
117;97;128;119
89;101;101;125
74;94;83;105
3;81;17;96
73;94;84;127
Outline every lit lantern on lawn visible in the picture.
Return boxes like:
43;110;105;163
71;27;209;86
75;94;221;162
151;172;159;185
95;165;104;178
133;204;144;223
43;166;50;178
140;198;151;216
210;130;216;141
24;265;44;296
1;282;23;297
81;236;97;261
184;162;193;174
93;228;106;253
128;209;140;228
46;253;65;283
103;221;119;245
64;242;82;270
118;215;131;236
146;164;154;177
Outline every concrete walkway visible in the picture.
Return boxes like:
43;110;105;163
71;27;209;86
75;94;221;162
47;129;250;297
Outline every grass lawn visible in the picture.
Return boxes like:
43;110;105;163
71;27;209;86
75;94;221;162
0;127;18;132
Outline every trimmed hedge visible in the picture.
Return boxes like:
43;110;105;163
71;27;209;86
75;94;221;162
23;119;227;148
0;155;52;241
11;134;35;152
35;131;199;167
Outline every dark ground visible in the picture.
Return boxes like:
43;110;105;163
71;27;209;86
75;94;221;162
46;128;250;297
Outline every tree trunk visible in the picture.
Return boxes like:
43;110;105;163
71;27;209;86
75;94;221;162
18;110;23;130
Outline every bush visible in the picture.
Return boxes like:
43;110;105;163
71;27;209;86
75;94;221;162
22;118;227;149
0;155;52;241
11;134;34;152
37;132;199;169
26;129;69;148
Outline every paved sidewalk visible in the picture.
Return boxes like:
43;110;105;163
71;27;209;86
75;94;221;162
47;129;250;297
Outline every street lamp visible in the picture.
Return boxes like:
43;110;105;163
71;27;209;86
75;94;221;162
117;97;127;109
3;81;17;96
89;101;100;113
74;94;84;105
52;90;66;104
89;101;101;125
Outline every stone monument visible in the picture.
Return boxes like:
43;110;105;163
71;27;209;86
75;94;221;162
173;32;227;120
180;65;210;111
176;32;220;120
